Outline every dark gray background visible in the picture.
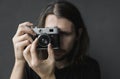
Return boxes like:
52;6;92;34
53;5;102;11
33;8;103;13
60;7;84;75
0;0;120;79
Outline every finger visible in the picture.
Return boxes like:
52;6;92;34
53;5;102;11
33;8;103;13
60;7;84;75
14;34;33;44
30;38;39;61
23;44;31;64
15;40;31;50
47;43;55;61
15;22;36;36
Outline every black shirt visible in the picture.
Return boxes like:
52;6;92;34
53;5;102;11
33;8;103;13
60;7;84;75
24;56;101;79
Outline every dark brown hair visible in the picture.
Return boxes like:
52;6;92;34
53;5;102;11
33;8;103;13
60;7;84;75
37;0;89;64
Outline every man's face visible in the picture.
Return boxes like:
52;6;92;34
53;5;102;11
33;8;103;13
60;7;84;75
45;14;76;60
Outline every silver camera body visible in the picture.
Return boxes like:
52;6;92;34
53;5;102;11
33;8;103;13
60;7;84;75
32;27;60;50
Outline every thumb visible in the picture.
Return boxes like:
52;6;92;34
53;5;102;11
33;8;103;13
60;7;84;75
30;38;39;61
47;43;55;61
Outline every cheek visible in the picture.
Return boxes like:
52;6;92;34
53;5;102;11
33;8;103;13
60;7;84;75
61;35;76;51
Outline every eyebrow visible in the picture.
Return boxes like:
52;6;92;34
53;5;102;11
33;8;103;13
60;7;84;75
59;30;73;35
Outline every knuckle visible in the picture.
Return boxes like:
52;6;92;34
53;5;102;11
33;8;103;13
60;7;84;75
25;40;30;44
15;43;20;48
18;23;23;28
19;26;23;31
12;36;15;42
15;43;21;50
17;27;24;34
12;35;17;42
24;34;30;38
18;24;25;31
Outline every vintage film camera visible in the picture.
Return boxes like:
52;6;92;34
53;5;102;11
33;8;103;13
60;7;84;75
32;27;60;50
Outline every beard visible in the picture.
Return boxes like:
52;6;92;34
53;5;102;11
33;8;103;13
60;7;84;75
38;40;77;62
54;43;77;62
54;39;78;62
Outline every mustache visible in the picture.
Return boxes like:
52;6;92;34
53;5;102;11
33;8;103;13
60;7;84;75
40;48;66;53
54;48;66;53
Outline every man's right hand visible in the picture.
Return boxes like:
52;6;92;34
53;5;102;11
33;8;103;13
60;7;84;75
12;22;36;63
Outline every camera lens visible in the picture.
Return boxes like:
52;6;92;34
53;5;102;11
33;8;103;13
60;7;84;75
38;34;50;47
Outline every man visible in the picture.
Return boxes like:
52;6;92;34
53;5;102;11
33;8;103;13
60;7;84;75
10;1;101;79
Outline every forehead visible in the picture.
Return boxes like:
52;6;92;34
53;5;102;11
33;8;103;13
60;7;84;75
45;14;74;32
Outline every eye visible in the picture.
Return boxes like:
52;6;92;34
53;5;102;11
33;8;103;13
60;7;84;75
60;31;72;36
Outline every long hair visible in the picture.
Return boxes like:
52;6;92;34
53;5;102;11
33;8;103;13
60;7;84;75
37;0;89;64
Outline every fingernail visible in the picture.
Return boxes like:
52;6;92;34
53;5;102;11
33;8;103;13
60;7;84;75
48;43;52;48
48;43;51;46
30;40;33;43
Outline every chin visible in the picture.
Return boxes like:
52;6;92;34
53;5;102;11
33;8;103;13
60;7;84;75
54;54;63;61
54;53;69;61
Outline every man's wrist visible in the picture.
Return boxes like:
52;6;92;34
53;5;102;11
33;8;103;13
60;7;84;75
15;59;26;66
